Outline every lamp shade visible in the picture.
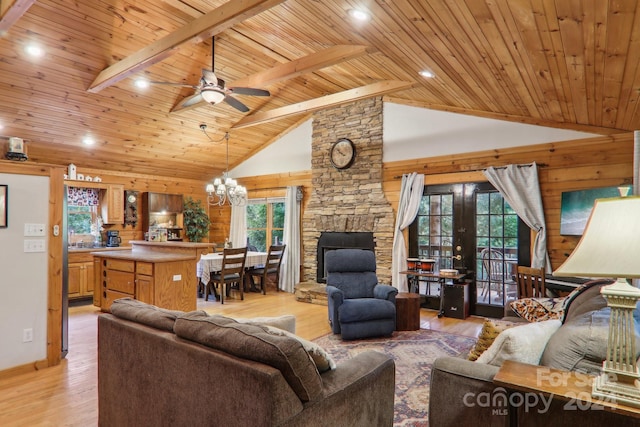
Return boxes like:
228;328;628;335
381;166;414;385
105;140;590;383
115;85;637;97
554;196;640;278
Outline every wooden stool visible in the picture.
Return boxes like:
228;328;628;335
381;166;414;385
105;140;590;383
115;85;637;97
395;292;421;331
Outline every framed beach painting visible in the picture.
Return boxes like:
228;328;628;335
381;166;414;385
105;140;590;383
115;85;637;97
0;185;6;228
560;186;628;236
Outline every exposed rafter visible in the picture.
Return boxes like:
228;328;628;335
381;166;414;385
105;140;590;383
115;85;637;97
0;0;35;34
87;0;285;93
232;81;414;129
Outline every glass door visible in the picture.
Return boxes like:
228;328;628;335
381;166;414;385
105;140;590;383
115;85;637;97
409;182;530;318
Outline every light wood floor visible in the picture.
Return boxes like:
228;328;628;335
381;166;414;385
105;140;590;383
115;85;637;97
0;292;484;426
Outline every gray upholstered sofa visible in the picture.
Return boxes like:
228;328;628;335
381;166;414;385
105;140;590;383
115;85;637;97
429;280;640;426
98;298;396;427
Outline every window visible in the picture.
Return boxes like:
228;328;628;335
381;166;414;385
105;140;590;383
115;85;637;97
247;199;285;251
67;187;101;246
68;205;100;245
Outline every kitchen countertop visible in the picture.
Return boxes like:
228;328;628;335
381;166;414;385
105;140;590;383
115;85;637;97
90;250;195;263
128;240;216;249
68;246;131;253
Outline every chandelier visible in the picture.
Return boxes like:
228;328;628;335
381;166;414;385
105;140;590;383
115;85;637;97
205;132;247;206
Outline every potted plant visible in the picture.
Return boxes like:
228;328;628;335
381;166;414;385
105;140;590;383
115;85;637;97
183;196;211;242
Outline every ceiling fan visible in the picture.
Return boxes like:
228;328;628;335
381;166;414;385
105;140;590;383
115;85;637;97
140;37;270;113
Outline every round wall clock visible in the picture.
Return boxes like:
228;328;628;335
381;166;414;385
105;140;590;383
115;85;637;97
329;138;356;169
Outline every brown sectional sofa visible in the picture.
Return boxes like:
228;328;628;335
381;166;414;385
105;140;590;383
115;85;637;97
98;299;396;427
428;279;640;426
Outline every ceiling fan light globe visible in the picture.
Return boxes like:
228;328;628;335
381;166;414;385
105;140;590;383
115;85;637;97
201;87;226;104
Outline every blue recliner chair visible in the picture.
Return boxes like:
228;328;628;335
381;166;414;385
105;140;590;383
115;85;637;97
325;249;398;340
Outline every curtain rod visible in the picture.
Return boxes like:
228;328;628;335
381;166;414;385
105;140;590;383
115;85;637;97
392;162;547;180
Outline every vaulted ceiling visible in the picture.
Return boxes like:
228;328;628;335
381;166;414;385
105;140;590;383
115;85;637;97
1;0;638;181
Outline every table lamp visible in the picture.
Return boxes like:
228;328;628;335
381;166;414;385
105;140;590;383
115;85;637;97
554;196;640;407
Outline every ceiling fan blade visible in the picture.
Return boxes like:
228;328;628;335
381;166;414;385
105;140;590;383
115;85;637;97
224;95;250;113
230;87;270;97
181;93;205;108
202;69;218;86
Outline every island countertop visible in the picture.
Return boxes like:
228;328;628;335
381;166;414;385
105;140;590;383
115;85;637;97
91;250;194;263
128;240;216;249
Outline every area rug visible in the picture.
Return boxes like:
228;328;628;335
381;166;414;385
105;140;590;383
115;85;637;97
313;329;477;427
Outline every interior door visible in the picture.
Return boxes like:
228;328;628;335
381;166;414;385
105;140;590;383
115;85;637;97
409;182;530;318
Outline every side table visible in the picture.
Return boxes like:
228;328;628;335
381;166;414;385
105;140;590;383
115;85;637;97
395;292;420;331
493;360;640;426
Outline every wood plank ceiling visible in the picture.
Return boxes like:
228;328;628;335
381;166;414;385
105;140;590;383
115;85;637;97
0;0;638;181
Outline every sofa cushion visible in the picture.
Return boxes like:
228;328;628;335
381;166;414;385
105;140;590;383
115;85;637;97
174;312;323;402
476;319;562;366
468;318;520;361
109;298;204;332
338;298;396;323
510;297;566;322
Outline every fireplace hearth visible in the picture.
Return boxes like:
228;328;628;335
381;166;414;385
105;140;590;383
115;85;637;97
316;232;375;283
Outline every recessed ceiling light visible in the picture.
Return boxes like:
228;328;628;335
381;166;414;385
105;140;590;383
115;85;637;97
25;44;44;57
419;70;435;78
348;9;371;22
134;78;150;89
82;135;95;145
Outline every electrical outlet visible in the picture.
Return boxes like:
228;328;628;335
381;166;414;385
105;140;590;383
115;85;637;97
172;274;182;281
23;328;33;343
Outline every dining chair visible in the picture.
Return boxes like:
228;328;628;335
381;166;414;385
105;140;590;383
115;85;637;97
205;247;248;304
515;266;546;298
480;248;516;302
248;244;286;294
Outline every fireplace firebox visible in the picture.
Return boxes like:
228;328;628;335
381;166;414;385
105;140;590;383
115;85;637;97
317;232;375;283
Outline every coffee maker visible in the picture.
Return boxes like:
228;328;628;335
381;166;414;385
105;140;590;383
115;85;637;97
106;230;121;247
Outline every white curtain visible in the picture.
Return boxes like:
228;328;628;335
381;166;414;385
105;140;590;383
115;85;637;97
392;172;425;292
229;204;247;249
483;162;552;271
281;186;301;292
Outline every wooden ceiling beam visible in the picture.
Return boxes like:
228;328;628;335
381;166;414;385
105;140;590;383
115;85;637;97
0;0;35;33
87;0;285;93
170;44;375;113
232;80;413;129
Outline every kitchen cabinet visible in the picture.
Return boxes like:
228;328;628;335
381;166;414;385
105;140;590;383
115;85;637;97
135;262;154;304
67;252;95;299
100;184;124;224
100;258;136;311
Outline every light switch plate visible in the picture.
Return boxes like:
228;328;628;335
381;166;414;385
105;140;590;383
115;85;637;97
24;239;46;252
24;223;46;237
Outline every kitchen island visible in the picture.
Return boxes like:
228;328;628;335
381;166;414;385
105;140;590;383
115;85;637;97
92;241;216;312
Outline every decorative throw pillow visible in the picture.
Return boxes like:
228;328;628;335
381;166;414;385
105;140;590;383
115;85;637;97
234;315;296;334
264;326;336;372
468;319;520;361
510;297;566;322
476;319;562;366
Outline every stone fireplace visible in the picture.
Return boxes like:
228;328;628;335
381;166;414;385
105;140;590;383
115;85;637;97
302;97;394;284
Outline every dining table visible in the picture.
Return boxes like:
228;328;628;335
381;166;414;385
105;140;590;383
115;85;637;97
197;251;268;285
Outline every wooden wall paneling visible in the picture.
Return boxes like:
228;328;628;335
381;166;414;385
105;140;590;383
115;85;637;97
382;133;635;270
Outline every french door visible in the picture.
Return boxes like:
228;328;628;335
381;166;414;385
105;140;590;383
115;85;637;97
408;183;530;318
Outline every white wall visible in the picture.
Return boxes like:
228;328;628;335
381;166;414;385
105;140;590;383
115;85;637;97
0;173;49;371
231;103;599;178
